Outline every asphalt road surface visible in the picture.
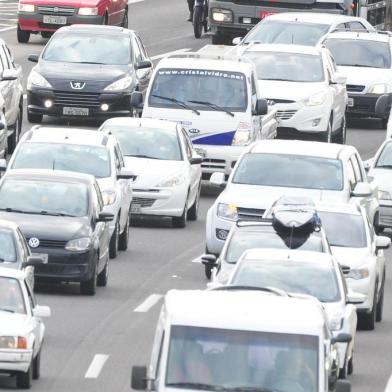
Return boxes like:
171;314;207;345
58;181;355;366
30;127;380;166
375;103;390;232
0;2;391;391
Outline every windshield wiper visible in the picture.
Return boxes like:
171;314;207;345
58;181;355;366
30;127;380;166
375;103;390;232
152;94;200;115
166;383;224;391
77;61;105;65
0;207;33;214
126;154;161;160
0;308;15;313
39;211;77;217
188;100;234;117
376;164;392;169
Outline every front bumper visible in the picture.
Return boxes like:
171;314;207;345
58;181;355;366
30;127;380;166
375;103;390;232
18;12;104;32
0;349;33;374
347;93;384;118
27;88;132;120
378;200;392;228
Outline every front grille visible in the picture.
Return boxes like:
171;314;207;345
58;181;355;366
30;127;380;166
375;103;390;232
28;238;67;249
237;207;265;221
276;110;297;120
132;197;156;208
202;158;226;170
54;91;101;108
38;5;75;15
267;98;295;104
346;84;365;93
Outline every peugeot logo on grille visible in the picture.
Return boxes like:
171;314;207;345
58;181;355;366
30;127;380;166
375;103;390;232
28;237;40;248
70;81;86;90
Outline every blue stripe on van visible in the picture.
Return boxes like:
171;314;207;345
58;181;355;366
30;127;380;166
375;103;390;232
194;131;236;146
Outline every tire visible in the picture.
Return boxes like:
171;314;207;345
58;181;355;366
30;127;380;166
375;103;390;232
27;112;42;124
187;184;200;221
374;213;382;235
334;116;346;144
205;264;212;279
16;363;32;389
118;214;129;251
32;349;41;380
80;262;97;295
347;355;354;375
358;284;377;330
172;207;187;228
17;25;30;43
8;107;22;154
376;273;385;322
122;9;128;27
109;219;119;259
193;6;203;38
97;257;109;287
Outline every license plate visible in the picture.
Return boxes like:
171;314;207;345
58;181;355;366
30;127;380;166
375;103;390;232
63;107;89;116
259;10;276;19
348;98;354;107
43;15;67;25
32;253;49;264
131;204;141;214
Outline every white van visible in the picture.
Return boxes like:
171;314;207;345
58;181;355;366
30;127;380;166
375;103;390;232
131;289;352;392
131;46;278;178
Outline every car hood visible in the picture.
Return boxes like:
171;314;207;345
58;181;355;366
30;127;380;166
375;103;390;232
322;301;345;321
331;246;371;269
369;168;392;193
36;62;131;92
124;157;185;188
258;80;326;102
0;311;31;336
97;177;116;193
0;212;90;241
337;66;392;89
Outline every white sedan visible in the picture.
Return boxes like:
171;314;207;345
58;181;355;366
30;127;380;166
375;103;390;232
0;267;50;389
99;118;202;228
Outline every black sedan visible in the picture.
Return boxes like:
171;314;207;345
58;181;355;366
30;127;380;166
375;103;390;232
0;169;113;295
26;25;153;124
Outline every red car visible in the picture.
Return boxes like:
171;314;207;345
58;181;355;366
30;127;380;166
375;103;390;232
17;0;128;43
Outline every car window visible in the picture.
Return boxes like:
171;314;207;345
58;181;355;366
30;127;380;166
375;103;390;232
0;277;26;314
0;230;17;262
348;21;367;30
335;23;347;31
133;37;143;64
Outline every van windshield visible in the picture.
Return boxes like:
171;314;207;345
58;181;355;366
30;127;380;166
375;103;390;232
166;325;318;392
149;68;248;112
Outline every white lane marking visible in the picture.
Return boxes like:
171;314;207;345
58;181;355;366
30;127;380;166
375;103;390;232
151;48;191;61
128;0;144;3
85;354;109;379
134;294;163;312
191;254;204;263
0;26;16;31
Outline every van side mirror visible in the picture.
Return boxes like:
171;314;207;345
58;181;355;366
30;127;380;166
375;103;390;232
33;305;51;318
346;291;365;305
117;168;137;181
330;73;346;85
97;212;115;222
331;333;352;344
28;54;39;63
254;98;268;115
1;69;19;81
336;380;351;392
376;235;391;250
375;93;392;117
131;366;148;390
131;91;143;109
23;255;46;268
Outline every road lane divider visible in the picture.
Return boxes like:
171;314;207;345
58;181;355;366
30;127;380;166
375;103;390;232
85;354;109;379
134;294;163;312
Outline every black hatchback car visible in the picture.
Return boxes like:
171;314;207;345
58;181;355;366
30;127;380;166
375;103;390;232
0;169;113;295
26;25;153;123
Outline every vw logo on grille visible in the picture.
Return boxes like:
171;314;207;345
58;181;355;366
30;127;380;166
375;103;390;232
28;237;40;248
70;81;86;90
53;6;59;12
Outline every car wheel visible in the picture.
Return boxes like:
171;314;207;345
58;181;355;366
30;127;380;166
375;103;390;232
172;206;187;228
358;284;377;330
27;112;42;124
17;25;30;43
122;9;128;27
32;349;41;380
376;272;385;322
193;5;204;38
16;362;32;389
187;184;200;221
109;219;119;258
347;354;354;375
118;214;129;251
97;256;109;287
8;106;22;154
80;261;97;295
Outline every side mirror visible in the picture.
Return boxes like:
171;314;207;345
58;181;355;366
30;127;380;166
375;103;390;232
190;154;203;165
0;158;6;172
336;380;351;392
254;98;268;116
131;365;148;390
351;182;372;197
375;93;392;117
135;60;152;70
131;91;143;109
331;332;352;344
97;212;115;222
330;73;347;85
23;255;46;268
346;291;366;305
28;54;39;63
210;172;225;186
376;235;391;250
117;168;137;180
33;305;51;318
232;37;242;45
201;254;217;267
1;69;19;81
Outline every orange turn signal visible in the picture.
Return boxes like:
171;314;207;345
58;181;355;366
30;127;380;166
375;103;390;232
17;337;27;349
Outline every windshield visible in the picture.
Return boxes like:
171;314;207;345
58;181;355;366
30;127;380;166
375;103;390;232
375;142;392;168
324;38;391;68
225;230;323;263
42;34;131;65
233;153;343;190
166;325;318;392
149;69;248;111
12;143;111;179
102;126;182;161
244;21;330;46
0;179;89;217
247;52;324;82
0;277;26;314
0;231;16;263
318;211;367;248
232;261;340;302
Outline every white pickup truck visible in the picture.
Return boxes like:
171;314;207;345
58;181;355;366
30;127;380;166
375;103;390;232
131;45;277;180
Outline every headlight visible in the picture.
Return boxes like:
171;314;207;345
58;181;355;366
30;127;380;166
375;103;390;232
232;122;252;146
18;3;35;12
369;84;391;94
104;76;134;91
65;237;91;252
0;336;27;349
102;190;117;206
156;173;186;187
78;7;98;15
329;316;344;331
217;203;238;221
303;91;327;106
379;189;392;200
27;70;52;90
347;266;370;280
211;8;233;22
